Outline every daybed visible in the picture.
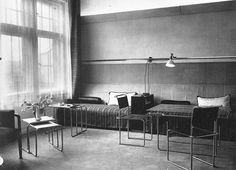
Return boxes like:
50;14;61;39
57;94;232;140
59;93;154;130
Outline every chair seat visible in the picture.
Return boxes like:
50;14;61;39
121;114;149;120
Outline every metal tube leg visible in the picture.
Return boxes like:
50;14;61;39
119;117;121;145
48;132;50;143
70;109;73;136
150;116;153;140
61;127;63;151
214;120;218;156
80;109;82;131
85;107;88;130
213;134;216;167
76;110;79;134
127;120;130;139
219;126;221;146
157;116;160;150
27;125;30;152
64;108;66;126
167;130;169;160
35;130;38;157
143;120;146;146
57;129;59;147
213;120;217;166
52;130;54;145
190;137;193;170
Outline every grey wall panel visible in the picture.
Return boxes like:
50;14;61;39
81;11;236;61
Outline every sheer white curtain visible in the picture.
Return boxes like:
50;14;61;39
0;0;71;109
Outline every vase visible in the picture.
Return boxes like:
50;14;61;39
34;108;44;121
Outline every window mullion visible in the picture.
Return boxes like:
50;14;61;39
32;0;39;98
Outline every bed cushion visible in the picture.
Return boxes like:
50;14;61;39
197;95;232;118
107;91;136;106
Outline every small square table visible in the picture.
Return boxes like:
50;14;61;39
147;104;195;150
49;103;87;137
147;104;220;150
22;116;63;157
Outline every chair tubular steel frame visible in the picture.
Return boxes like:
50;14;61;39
117;95;153;147
166;107;219;170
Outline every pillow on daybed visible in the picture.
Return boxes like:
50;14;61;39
197;95;232;118
108;91;136;106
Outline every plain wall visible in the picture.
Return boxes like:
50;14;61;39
79;9;236;117
81;10;236;60
78;6;236;140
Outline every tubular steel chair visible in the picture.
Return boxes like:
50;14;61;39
117;95;152;147
167;106;219;170
0;110;22;159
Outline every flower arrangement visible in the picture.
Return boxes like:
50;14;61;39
21;95;53;121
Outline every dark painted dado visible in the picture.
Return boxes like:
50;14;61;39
81;62;236;140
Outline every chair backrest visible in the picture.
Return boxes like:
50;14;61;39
191;107;219;130
0;110;15;128
131;95;145;115
117;95;129;109
161;100;191;105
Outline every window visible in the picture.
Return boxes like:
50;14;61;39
0;0;71;109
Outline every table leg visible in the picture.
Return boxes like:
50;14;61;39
63;108;66;126
57;130;59;147
70;109;73;136
27;125;30;153
80;109;83;132
61;127;63;151
85;107;88;130
35;129;38;157
76;109;78;134
157;116;160;150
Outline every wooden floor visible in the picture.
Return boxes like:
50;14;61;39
1;127;236;170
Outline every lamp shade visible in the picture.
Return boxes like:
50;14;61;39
0;156;3;166
165;59;175;67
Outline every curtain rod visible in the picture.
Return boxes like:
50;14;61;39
82;56;236;62
81;56;236;64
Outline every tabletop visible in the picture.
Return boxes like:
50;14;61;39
22;116;55;124
49;103;73;108
147;104;231;118
147;104;195;117
49;103;86;109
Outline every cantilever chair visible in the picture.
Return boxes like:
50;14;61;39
167;106;219;170
117;95;152;147
0;110;22;159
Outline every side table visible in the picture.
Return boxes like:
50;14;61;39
22;116;63;157
49;104;87;137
